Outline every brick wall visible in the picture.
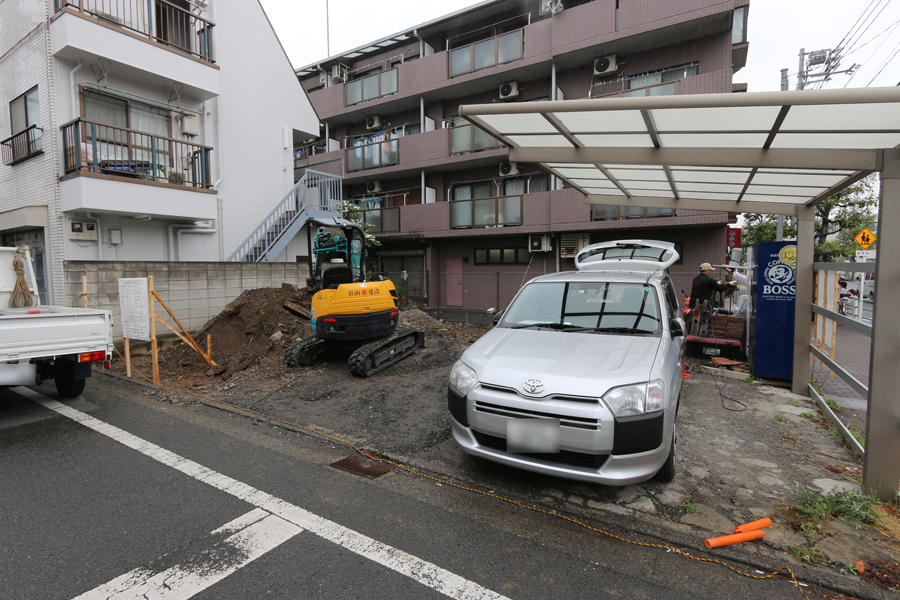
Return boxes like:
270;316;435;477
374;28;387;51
64;261;309;340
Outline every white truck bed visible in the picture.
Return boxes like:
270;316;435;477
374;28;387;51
0;306;113;362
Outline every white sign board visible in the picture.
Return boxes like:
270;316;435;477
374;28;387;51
118;278;150;341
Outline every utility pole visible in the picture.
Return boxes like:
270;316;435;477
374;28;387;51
781;68;789;91
797;48;806;90
796;47;858;90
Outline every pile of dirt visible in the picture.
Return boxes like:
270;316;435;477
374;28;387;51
110;287;490;392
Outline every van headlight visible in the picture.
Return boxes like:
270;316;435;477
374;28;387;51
450;360;478;395
602;380;665;417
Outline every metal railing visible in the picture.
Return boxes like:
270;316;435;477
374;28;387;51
451;195;523;229
227;169;343;263
61;118;212;189
55;0;215;63
808;262;874;455
1;125;43;166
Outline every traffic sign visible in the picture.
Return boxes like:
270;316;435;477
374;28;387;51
855;227;877;250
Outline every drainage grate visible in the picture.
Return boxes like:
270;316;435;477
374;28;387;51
330;456;393;479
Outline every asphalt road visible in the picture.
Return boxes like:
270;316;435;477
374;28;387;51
0;377;819;600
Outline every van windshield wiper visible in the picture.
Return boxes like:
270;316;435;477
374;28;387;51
507;322;569;330
590;326;654;335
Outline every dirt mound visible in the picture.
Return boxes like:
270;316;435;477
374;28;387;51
111;287;490;389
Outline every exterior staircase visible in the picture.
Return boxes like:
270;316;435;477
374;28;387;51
227;169;343;262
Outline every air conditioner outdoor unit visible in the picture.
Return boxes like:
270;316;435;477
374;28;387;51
499;81;519;100
366;115;382;130
331;64;350;82
499;161;518;176
593;55;617;76
367;180;383;193
529;234;552;253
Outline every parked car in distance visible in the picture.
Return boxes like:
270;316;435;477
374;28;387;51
448;240;686;485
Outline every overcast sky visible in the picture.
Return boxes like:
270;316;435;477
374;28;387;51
258;0;900;92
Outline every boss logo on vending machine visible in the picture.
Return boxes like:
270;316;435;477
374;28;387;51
762;245;797;298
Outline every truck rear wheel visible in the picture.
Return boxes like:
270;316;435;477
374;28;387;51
55;372;86;399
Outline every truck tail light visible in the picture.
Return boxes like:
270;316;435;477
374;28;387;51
79;351;106;363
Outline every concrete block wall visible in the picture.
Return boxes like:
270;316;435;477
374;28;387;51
64;261;309;340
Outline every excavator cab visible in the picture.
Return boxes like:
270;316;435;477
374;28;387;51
285;216;424;377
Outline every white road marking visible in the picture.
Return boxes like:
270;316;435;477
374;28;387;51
18;388;509;600
74;510;301;600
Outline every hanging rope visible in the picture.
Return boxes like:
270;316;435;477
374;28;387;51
9;247;34;309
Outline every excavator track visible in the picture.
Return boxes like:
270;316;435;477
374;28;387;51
284;335;333;367
348;329;425;377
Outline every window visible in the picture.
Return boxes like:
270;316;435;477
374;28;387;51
592;205;676;220
453;182;493;200
595;63;698;98
2;86;43;165
732;6;748;44
474;247;530;265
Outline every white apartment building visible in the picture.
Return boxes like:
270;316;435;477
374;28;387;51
0;0;321;304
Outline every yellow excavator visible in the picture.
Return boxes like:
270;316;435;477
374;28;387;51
283;216;424;377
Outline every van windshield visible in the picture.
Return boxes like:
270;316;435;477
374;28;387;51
501;281;661;334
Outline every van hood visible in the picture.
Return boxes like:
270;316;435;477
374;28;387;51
463;329;661;398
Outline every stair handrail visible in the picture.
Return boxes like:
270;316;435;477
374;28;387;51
227;169;342;262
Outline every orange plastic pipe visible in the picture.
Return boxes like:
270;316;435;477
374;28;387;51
704;530;764;549
734;518;773;534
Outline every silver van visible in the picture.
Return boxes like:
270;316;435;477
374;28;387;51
448;240;686;485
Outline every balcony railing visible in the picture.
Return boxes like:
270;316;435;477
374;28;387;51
362;207;400;233
592;205;676;220
1;125;43;166
451;195;523;229
450;122;502;155
346;68;398;106
450;28;523;78
61;118;212;189
55;0;215;63
347;134;398;172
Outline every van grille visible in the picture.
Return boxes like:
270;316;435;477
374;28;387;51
473;432;608;469
474;400;602;431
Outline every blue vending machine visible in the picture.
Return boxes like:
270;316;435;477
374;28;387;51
752;241;797;381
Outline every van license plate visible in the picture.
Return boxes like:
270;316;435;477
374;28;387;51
507;419;560;453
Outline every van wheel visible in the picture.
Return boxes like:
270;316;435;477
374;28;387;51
654;424;676;482
55;373;86;399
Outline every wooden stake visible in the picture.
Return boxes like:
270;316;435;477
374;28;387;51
207;334;212;362
150;290;216;366
81;275;88;308
124;337;131;378
148;276;160;386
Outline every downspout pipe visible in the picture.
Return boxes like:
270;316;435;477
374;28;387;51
69;60;83;121
413;29;424;57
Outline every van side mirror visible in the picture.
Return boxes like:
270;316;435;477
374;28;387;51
492;310;504;326
670;318;685;337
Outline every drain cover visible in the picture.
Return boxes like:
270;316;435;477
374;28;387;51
330;456;392;479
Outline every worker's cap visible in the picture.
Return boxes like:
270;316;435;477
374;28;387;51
699;262;713;271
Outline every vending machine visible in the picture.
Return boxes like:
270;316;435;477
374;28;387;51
751;241;797;381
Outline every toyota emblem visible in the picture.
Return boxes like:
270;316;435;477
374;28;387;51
523;379;544;394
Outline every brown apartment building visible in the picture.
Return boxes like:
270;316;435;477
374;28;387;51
294;0;750;312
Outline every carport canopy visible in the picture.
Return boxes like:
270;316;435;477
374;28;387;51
460;86;900;500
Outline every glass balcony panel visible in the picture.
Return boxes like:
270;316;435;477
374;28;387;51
622;88;646;97
363;74;380;101
592;205;618;220
498;30;522;64
363;143;380;168
450;46;472;77
473;38;496;71
347;80;362;105
366;209;382;232
383;207;400;231
473;198;495;226
381;139;398;166
650;82;677;96
629;73;662;88
473;127;496;151
450;125;473;154
348;147;364;171
381;69;397;95
498;196;522;224
622;205;644;217
451;201;472;228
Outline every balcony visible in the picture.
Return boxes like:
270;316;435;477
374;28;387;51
449;28;524;78
54;0;215;63
347;134;399;172
449;121;503;156
1;126;44;166
451;195;523;229
362;206;401;233
346;68;398;106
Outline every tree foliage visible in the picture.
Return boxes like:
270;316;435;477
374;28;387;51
741;175;878;261
340;200;381;248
